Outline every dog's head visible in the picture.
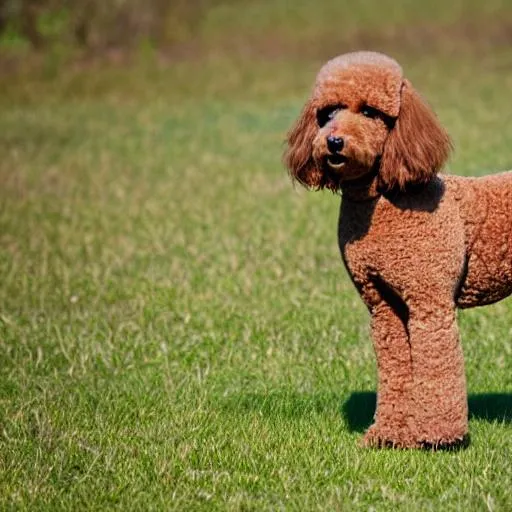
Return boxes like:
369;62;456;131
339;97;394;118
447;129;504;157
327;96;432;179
284;51;452;193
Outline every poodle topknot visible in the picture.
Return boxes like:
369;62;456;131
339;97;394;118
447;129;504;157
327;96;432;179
284;51;512;449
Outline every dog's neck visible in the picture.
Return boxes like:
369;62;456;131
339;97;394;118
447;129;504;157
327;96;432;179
340;168;380;202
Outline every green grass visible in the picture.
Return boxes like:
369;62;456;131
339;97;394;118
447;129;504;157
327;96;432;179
1;1;512;509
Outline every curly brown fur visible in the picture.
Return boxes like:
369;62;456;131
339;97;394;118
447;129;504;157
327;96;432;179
378;79;452;191
284;51;512;449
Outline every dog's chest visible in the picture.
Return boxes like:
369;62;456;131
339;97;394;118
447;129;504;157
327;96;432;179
338;194;464;291
338;198;420;262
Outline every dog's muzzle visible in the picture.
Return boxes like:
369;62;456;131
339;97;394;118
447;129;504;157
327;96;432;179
326;136;347;170
326;154;348;170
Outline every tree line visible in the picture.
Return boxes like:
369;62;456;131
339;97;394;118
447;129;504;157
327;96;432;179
0;0;221;50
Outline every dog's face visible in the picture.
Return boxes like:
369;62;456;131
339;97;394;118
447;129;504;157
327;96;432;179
311;57;401;184
284;52;452;193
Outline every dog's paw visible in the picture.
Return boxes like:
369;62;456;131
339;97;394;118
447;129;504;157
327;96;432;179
413;420;469;450
362;423;419;449
362;424;470;450
416;434;470;451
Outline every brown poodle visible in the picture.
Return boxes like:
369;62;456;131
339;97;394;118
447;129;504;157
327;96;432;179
284;51;512;449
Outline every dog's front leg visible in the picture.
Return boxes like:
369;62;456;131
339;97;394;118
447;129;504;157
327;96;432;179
407;299;468;448
363;301;416;448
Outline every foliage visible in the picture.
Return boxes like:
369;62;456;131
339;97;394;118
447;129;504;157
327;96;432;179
0;0;225;49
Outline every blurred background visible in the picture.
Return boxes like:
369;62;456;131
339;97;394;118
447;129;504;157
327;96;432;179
1;0;511;117
0;0;511;52
1;0;511;68
2;1;511;162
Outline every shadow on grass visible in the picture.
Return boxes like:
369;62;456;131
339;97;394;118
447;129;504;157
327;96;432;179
220;390;512;430
343;391;512;432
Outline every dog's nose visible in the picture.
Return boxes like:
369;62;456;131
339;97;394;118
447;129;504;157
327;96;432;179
327;135;344;154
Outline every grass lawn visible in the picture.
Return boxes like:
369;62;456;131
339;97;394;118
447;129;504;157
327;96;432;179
1;1;512;509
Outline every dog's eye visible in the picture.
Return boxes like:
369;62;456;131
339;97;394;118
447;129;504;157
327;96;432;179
316;104;346;127
361;105;382;119
360;105;396;129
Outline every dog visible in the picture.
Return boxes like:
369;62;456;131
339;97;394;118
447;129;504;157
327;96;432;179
284;51;512;448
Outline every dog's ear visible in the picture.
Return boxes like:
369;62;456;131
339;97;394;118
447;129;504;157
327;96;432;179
378;79;452;191
284;100;326;190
